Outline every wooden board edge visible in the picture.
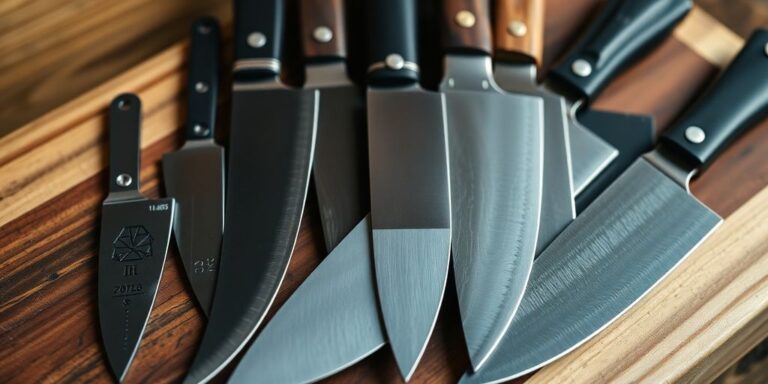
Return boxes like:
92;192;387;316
674;6;745;69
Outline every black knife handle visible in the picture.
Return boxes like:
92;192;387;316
442;0;493;55
108;94;142;194
301;0;347;63
366;0;419;86
186;17;220;141
234;0;283;79
661;29;768;168
550;0;692;101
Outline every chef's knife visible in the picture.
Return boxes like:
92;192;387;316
367;0;451;380
183;0;318;382
461;29;768;384
302;0;367;252
162;17;224;316
439;0;543;371
98;94;175;382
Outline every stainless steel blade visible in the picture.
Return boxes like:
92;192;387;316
229;216;385;384
162;142;224;315
460;157;721;384
368;87;451;380
184;87;318;384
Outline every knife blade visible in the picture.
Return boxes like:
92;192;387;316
367;0;451;380
161;17;224;316
183;0;319;382
302;0;367;253
98;94;175;382
461;29;768;384
438;0;544;371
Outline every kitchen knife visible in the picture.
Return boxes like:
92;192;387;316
183;0;319;382
161;17;224;316
439;0;544;371
98;94;175;382
303;0;367;252
367;0;451;380
461;29;768;384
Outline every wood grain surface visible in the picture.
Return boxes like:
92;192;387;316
0;1;766;383
300;0;347;60
494;0;545;65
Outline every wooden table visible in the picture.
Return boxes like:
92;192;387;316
1;1;766;383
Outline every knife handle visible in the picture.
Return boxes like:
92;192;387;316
108;94;142;194
661;29;768;168
234;0;283;79
550;0;692;101
186;17;220;141
366;0;419;86
494;0;545;65
301;0;347;63
441;0;492;55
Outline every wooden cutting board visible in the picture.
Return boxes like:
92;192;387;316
0;1;766;383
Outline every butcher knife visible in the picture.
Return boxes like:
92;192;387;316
183;0;318;382
439;0;544;370
162;17;224;316
302;0;367;252
461;29;768;384
98;94;175;382
367;0;451;380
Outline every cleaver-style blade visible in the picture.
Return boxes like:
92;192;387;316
461;29;768;384
366;0;452;380
439;0;543;370
162;17;224;316
183;1;318;383
98;94;175;382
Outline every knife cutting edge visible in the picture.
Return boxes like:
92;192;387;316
461;29;768;384
162;17;224;316
98;94;175;382
183;0;319;382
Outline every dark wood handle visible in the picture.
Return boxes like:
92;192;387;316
494;0;545;65
301;0;346;62
442;0;492;55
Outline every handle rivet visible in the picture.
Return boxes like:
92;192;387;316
313;26;334;43
385;54;405;70
195;82;209;93
455;10;476;28
571;59;593;77
764;42;768;57
685;126;706;144
117;99;132;111
197;24;211;35
507;21;528;37
116;174;133;187
247;32;267;48
193;124;210;137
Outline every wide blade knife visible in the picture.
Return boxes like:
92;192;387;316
367;0;451;379
98;94;175;382
183;0;318;382
162;17;224;316
438;0;543;370
302;0;367;253
461;29;768;384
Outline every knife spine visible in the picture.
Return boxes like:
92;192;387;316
186;17;220;141
107;94;142;200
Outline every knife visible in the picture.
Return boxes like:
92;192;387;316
183;0;319;382
302;0;367;252
461;29;768;384
161;17;224;316
98;94;175;382
439;0;544;371
367;0;451;380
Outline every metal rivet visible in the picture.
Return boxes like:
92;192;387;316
685;126;706;144
481;80;489;90
313;26;333;43
197;24;211;35
571;59;593;77
764;42;768;57
193;124;210;137
116;174;133;187
117;99;132;111
247;32;267;48
455;10;476;28
195;82;209;93
507;21;528;37
385;54;405;70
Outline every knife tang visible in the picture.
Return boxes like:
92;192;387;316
441;0;492;55
234;0;283;80
550;0;692;101
186;17;220;141
301;0;346;63
494;0;544;65
108;94;142;196
366;0;419;86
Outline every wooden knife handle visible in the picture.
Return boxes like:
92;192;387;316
442;0;492;55
108;94;142;194
494;0;544;65
301;0;346;62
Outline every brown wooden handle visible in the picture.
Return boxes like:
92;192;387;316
494;0;544;65
300;0;346;61
442;0;492;55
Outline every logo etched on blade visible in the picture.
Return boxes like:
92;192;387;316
112;225;154;262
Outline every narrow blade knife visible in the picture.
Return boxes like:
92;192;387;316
98;94;175;382
461;29;768;384
162;17;224;316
